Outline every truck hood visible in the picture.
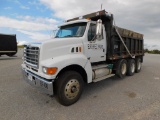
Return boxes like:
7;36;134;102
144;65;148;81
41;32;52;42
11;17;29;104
25;42;42;48
40;38;83;61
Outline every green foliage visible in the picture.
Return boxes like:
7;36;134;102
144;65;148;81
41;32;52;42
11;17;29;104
144;49;160;54
18;45;24;48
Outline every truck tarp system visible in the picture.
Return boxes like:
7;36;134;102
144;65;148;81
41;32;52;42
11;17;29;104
67;10;144;60
0;34;17;56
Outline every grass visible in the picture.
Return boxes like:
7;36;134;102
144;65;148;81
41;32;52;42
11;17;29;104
18;45;24;48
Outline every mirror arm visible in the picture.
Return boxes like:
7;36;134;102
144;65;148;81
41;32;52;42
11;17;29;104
91;35;97;42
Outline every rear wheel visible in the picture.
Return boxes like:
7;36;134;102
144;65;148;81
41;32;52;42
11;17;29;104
127;59;135;76
54;71;84;106
135;58;142;73
7;52;16;57
116;59;127;78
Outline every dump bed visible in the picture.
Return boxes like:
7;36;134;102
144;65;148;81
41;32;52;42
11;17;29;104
109;26;144;60
116;27;143;40
67;10;144;60
0;34;17;56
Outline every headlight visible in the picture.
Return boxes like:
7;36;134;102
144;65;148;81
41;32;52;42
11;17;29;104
42;67;47;73
42;67;57;75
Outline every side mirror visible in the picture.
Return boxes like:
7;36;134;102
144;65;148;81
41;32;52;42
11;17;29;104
96;19;102;39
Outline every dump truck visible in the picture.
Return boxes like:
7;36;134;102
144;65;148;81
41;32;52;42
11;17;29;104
21;10;144;106
0;34;17;57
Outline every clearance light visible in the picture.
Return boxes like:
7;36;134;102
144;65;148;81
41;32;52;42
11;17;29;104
96;12;99;16
42;67;57;75
79;16;83;19
99;11;103;15
86;18;90;20
79;47;82;52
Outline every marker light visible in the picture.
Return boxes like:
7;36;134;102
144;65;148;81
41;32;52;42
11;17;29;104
79;47;82;52
42;67;57;75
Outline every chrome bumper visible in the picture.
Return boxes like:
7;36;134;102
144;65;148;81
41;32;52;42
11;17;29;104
22;68;54;95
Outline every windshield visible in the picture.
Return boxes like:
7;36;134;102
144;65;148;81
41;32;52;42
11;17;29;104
55;22;87;38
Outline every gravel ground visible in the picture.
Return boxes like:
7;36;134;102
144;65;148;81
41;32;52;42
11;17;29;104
0;49;160;120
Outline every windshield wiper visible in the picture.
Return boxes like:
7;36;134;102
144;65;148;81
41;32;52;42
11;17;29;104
64;35;74;37
55;36;59;38
64;35;82;37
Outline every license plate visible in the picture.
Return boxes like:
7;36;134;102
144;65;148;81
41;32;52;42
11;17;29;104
28;74;32;81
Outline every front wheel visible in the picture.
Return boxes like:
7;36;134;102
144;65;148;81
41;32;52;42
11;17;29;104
54;71;84;106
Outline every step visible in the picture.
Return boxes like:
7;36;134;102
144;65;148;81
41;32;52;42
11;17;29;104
92;64;108;70
93;74;115;82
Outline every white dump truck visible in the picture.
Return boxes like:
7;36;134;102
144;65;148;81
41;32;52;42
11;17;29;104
22;10;144;106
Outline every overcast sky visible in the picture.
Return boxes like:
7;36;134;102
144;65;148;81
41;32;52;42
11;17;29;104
0;0;160;49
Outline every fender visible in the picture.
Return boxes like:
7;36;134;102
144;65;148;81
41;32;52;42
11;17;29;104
40;54;93;82
84;60;92;83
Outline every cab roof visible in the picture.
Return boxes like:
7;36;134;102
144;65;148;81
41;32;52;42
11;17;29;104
58;19;90;28
66;9;113;23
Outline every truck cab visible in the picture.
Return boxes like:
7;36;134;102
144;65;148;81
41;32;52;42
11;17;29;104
22;10;143;106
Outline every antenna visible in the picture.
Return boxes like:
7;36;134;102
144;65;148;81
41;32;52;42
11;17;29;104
101;4;102;10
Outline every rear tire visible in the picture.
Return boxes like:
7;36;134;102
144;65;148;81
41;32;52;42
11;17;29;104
116;59;127;78
54;71;84;106
7;53;16;57
135;58;142;73
127;59;135;76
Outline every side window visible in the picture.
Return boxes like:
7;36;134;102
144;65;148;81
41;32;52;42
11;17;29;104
88;23;96;41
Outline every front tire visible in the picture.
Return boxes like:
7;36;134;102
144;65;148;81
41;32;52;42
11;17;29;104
54;71;84;106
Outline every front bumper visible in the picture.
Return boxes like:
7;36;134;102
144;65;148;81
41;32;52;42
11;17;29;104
22;68;54;95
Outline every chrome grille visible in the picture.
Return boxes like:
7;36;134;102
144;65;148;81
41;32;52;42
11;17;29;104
23;46;39;68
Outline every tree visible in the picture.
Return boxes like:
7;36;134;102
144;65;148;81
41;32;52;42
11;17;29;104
144;49;149;53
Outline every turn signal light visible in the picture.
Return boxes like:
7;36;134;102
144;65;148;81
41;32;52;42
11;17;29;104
47;68;57;75
42;67;57;75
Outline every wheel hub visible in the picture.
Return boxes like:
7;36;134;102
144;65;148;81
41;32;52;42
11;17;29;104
121;63;127;75
71;86;77;93
64;79;80;99
138;61;141;70
131;63;135;73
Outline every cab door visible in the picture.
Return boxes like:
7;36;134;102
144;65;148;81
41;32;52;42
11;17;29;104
84;22;106;63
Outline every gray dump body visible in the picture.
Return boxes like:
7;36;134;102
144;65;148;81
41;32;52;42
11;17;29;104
116;27;143;40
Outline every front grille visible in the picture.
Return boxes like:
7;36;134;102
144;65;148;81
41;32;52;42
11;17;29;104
23;46;39;68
